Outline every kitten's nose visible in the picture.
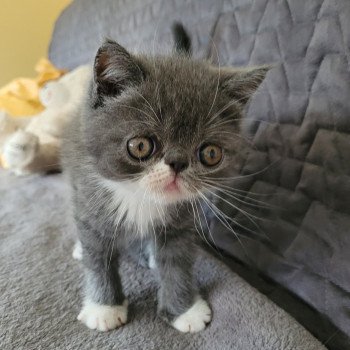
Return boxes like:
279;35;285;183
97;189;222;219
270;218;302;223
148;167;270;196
168;161;188;174
164;154;189;174
164;150;189;174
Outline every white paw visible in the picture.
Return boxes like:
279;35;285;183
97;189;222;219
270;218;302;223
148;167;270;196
172;296;212;333
77;300;128;331
72;241;83;260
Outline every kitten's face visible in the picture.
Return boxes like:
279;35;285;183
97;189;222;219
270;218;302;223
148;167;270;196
84;41;268;206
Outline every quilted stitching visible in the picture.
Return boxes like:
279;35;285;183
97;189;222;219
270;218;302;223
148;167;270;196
49;0;226;69
209;0;350;337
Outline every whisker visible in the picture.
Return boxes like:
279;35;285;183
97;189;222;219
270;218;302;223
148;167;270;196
186;182;223;254
198;191;250;259
220;210;270;241
205;39;221;122
138;185;149;236
133;90;161;124
199;179;274;197
193;198;213;249
196;196;224;258
202;187;271;244
207;87;267;125
206;99;239;126
205;129;255;147
189;199;212;249
201;182;275;210
202;194;269;241
151;21;164;123
155;81;163;122
208;115;276;130
204;188;268;228
147;186;158;254
200;159;280;180
136;186;149;269
153;183;167;243
116;104;154;121
107;198;125;269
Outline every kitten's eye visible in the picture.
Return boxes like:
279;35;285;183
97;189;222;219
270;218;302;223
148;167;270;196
198;144;222;167
127;137;154;160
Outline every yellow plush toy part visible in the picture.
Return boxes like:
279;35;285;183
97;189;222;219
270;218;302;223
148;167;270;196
1;65;91;175
0;58;66;117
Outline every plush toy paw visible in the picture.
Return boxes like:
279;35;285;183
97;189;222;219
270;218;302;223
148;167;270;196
2;130;39;171
172;296;212;333
77;300;128;331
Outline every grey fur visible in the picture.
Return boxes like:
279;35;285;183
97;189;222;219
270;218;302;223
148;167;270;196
62;34;268;328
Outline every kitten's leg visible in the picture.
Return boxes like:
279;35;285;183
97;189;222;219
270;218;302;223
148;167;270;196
76;223;127;331
156;235;212;333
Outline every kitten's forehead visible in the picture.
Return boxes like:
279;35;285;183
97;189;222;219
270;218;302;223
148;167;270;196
135;57;231;142
142;57;220;114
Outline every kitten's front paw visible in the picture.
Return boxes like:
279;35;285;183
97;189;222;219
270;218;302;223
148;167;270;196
172;296;212;333
77;300;128;331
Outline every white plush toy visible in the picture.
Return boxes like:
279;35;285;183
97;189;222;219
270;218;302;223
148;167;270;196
1;65;91;175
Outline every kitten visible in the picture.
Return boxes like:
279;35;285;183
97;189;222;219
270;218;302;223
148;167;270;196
62;24;269;333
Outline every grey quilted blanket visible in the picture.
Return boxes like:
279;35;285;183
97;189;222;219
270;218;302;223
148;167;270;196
0;170;326;350
47;0;350;345
209;0;350;340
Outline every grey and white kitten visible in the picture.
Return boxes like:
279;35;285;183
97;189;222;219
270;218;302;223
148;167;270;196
62;24;268;333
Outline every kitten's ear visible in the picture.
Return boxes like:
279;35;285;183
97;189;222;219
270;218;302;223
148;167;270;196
93;39;144;106
219;66;271;106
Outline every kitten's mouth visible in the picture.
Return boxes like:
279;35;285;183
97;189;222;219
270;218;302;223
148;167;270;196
144;168;192;203
164;178;180;193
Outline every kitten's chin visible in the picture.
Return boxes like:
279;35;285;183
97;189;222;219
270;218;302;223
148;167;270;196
160;190;186;204
158;192;189;205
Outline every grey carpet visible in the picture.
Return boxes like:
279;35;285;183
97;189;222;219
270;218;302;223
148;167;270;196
0;170;325;349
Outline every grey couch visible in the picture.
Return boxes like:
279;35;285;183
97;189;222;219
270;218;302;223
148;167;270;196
51;0;350;345
1;0;349;349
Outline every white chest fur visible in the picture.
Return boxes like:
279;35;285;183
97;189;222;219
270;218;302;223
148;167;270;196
100;178;166;236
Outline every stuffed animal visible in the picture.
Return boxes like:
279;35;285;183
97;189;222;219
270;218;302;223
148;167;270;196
1;65;91;175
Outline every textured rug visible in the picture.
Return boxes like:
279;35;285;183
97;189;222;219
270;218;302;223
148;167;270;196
0;171;325;349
